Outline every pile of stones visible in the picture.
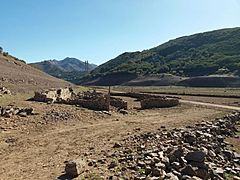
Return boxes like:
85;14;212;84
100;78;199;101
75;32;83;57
42;110;74;121
0;106;34;118
102;112;240;179
0;87;11;96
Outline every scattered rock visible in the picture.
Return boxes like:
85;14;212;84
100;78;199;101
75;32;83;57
185;151;206;162
64;160;80;178
0;106;35;118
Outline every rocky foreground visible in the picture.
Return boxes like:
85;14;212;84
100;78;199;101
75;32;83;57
65;112;240;179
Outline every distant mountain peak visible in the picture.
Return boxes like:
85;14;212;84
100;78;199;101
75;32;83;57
29;57;97;84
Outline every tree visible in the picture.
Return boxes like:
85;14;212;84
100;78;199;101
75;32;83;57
0;47;3;54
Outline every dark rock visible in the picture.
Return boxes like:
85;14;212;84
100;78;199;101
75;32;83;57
222;150;233;160
185;151;206;162
64;160;80;178
181;165;196;176
109;161;117;169
113;143;122;148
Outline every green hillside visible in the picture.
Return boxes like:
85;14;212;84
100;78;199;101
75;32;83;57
89;27;240;78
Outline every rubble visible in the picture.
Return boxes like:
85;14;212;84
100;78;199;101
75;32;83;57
42;110;73;121
87;112;240;179
0;106;35;118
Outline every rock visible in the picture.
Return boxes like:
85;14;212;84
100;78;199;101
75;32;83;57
109;176;119;180
145;166;152;175
190;176;202;180
181;165;196;176
165;172;179;180
168;148;184;162
184;133;196;144
137;161;145;167
195;168;209;179
155;162;166;170
233;176;240;180
185;151;206;162
152;157;161;164
152;168;166;179
222;150;233;160
214;167;224;177
18;112;27;117
208;150;216;157
64;160;80;178
172;162;181;170
119;109;128;115
113;143;122;148
152;168;161;176
109;161;117;169
234;152;240;159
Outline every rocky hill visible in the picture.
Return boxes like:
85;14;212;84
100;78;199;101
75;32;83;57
0;53;72;93
30;57;97;83
81;27;240;87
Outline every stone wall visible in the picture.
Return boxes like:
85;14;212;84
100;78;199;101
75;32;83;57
110;92;164;101
110;97;128;110
140;97;179;109
73;97;110;111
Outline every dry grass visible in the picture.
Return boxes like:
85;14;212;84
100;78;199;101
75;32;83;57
110;86;240;97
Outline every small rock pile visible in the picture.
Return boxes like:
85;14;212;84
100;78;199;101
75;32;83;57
104;112;240;179
0;106;34;117
0;87;11;96
42;110;74;121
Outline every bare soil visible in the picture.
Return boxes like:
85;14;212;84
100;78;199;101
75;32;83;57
0;94;229;180
0;54;72;93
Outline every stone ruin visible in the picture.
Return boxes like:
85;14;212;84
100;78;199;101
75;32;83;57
33;88;128;111
141;97;179;109
33;88;180;111
34;88;74;103
71;91;110;111
0;87;11;96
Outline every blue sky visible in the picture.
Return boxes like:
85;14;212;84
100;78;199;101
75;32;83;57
1;0;240;64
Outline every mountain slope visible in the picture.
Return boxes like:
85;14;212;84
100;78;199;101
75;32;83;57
30;57;97;83
84;27;240;86
0;53;72;93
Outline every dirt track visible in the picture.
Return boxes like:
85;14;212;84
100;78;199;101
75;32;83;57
0;96;228;180
180;99;240;111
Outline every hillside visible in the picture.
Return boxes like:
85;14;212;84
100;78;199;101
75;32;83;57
0;53;72;93
30;57;97;83
82;27;240;86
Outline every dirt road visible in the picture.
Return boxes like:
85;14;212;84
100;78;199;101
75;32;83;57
180;99;240;111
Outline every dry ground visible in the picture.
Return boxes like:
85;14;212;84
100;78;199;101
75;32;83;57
0;93;231;180
0;54;72;93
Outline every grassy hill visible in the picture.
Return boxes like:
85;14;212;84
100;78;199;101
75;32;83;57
0;53;72;93
84;27;240;85
30;57;97;83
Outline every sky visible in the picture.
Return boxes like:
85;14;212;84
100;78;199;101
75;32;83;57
0;0;240;64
